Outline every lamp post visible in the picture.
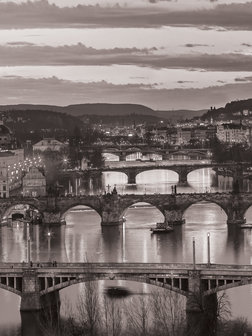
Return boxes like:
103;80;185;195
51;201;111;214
192;237;196;270
27;223;31;266
47;231;51;260
207;232;211;267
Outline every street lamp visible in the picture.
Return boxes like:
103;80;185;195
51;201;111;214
27;223;31;266
207;232;211;266
47;231;52;260
192;237;196;270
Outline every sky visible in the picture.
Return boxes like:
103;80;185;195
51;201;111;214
1;0;252;110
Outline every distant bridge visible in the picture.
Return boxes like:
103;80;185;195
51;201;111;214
84;162;236;184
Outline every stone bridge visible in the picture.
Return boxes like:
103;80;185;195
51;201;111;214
100;147;211;161
1;262;252;334
1;192;252;226
84;162;243;185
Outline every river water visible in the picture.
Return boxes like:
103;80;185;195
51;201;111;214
0;168;252;335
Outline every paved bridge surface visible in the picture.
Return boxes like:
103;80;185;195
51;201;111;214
1;192;251;226
0;262;251;313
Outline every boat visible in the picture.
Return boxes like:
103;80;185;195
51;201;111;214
105;286;131;298
240;224;252;229
150;226;174;233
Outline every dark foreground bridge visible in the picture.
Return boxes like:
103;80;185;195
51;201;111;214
1;262;252;334
1;192;252;226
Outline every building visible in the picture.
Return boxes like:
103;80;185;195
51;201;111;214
0;148;25;198
33;138;65;152
22;167;46;197
176;128;192;145
216;123;249;144
0;122;14;149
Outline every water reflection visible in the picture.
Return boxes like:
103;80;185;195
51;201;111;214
1;169;252;334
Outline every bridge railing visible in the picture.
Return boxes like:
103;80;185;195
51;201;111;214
1;262;252;271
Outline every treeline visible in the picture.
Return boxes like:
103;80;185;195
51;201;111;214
0;109;84;143
40;284;252;336
80;113;164;126
211;139;252;163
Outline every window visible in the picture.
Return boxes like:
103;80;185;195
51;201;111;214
3;185;6;191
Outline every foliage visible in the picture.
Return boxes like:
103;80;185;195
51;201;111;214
211;138;252;163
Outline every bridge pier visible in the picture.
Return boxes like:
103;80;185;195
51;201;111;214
20;270;60;312
119;152;127;161
127;171;137;184
101;194;124;226
186;271;217;336
177;169;188;186
43;211;61;225
227;208;246;226
164;209;185;226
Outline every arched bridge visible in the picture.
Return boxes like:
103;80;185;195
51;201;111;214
84;162;242;185
94;146;211;161
1;262;252;314
1;192;252;226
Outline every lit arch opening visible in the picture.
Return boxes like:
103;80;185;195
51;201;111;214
136;169;179;185
123;202;164;227
184;202;227;226
187;168;216;191
62;205;101;226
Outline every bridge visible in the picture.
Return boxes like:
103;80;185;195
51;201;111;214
1;261;252;333
100;146;211;161
83;144;211;161
82;162;243;185
1;192;252;226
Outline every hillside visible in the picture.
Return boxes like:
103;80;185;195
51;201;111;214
201;98;252;121
0;103;206;121
0;109;83;143
81;113;165;125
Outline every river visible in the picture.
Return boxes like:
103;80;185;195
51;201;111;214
0;168;252;335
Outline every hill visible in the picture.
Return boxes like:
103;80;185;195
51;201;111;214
0;103;206;121
201;99;252;121
0;109;84;143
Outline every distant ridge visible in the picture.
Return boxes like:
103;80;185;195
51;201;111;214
0;103;206;121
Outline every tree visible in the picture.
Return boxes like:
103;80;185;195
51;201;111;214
77;281;101;336
103;297;123;336
125;296;151;336
151;289;186;336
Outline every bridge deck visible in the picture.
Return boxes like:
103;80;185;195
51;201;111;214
1;263;252;276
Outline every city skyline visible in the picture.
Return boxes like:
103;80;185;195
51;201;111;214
1;0;252;109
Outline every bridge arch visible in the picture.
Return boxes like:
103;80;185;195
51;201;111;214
40;275;188;297
102;171;128;185
203;279;252;296
121;201;165;226
0;280;22;297
183;201;228;225
103;152;120;161
187;167;215;186
60;203;102;224
135;169;179;185
125;152;142;161
242;205;252;224
1;202;42;225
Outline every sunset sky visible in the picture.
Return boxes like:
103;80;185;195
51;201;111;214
1;0;252;110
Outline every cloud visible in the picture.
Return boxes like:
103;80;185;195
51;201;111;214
184;44;210;48
1;45;252;72
0;44;156;66
1;0;252;29
1;75;252;110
